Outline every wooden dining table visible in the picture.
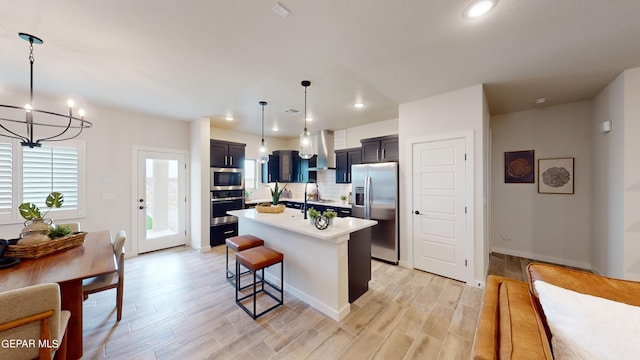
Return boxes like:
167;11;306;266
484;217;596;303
0;230;117;360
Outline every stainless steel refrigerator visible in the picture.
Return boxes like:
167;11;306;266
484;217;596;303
351;162;399;264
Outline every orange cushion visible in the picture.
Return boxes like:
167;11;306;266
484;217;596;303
498;281;553;360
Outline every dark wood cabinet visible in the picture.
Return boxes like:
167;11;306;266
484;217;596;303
299;155;317;183
348;227;372;302
262;154;280;183
210;140;246;168
263;151;316;183
210;222;238;247
360;135;398;163
273;150;298;183
335;147;362;183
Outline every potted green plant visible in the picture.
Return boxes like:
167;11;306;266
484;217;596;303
308;207;321;224
340;195;347;203
17;192;64;241
323;209;337;225
270;182;287;205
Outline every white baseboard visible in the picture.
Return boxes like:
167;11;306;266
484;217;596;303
491;246;591;271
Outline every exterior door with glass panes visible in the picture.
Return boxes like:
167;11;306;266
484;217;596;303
136;149;187;253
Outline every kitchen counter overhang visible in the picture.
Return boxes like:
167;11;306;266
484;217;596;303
227;208;375;243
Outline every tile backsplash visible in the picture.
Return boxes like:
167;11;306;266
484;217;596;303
246;170;351;202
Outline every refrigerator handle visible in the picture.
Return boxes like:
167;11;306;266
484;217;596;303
364;176;371;219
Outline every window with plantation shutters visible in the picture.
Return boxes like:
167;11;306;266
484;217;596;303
0;139;85;224
22;145;79;212
0;142;13;217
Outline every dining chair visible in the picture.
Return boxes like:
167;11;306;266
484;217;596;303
0;283;70;360
82;230;126;321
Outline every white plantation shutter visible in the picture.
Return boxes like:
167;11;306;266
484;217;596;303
22;145;79;211
0;139;85;224
0;142;13;216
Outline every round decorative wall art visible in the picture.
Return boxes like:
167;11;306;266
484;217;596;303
504;150;535;183
538;158;574;194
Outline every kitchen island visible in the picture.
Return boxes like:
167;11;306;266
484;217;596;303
227;208;377;320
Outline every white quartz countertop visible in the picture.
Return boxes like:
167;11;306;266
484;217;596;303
227;208;376;242
245;198;352;209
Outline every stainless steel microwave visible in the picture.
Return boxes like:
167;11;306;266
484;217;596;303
210;168;244;190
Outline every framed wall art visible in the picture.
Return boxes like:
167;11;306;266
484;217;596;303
504;150;535;183
538;157;574;194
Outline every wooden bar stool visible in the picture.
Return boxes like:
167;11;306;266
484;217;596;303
235;246;284;319
225;235;264;288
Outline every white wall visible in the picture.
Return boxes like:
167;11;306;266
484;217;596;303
491;101;593;269
592;67;640;280
0;92;191;257
592;74;625;277
191;118;210;250
622;67;640;280
399;84;487;286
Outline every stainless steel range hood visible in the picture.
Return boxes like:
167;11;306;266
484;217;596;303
309;130;335;170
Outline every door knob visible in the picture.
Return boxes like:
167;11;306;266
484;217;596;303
139;198;144;202
139;206;145;210
414;210;420;215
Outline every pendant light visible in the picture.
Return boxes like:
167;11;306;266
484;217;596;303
298;80;313;159
258;101;269;163
0;33;92;148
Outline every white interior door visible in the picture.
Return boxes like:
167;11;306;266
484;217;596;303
412;138;467;281
136;149;187;253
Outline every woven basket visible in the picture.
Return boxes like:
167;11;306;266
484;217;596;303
5;232;87;259
255;204;286;213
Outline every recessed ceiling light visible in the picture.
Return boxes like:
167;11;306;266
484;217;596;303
354;103;364;108
272;3;290;18
464;0;496;19
272;126;279;131
533;97;547;105
306;117;313;122
225;116;233;121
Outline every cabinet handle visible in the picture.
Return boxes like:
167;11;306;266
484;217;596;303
224;155;228;165
224;230;234;235
382;148;385;160
269;174;271;182
376;149;379;161
230;156;233;166
343;173;346;182
348;173;351;182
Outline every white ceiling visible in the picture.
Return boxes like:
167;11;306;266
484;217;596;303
1;0;639;139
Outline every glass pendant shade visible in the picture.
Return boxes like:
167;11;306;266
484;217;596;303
298;80;314;159
258;100;269;163
299;129;313;159
259;139;269;163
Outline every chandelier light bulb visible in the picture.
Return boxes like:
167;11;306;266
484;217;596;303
78;109;86;117
24;104;32;112
67;99;75;108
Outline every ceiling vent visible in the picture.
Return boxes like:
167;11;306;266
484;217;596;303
284;108;299;114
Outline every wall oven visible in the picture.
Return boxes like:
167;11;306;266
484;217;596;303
210;190;244;225
210;167;244;191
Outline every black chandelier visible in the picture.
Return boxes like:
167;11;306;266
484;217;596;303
0;33;92;148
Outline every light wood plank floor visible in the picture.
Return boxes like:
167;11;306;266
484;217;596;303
82;248;538;359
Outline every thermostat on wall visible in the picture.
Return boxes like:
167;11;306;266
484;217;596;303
600;120;612;133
